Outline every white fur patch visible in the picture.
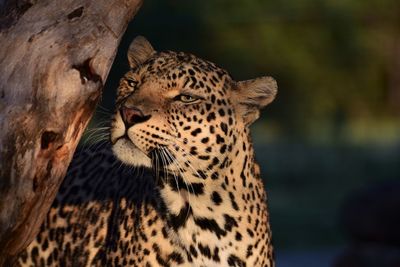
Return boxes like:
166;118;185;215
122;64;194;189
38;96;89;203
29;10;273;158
112;138;152;168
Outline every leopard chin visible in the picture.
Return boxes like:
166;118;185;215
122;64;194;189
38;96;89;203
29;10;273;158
112;137;152;168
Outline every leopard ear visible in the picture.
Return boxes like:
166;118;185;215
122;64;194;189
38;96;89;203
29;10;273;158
127;36;155;68
233;76;277;125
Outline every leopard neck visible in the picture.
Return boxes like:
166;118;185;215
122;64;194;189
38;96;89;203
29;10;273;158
156;128;274;266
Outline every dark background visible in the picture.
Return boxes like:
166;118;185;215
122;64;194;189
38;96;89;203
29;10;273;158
86;1;400;266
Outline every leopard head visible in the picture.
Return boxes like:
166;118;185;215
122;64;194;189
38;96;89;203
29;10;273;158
111;36;277;173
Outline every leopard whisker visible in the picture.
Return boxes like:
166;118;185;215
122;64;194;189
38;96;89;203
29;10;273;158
85;139;109;154
162;143;203;195
157;146;169;183
169;139;214;180
96;104;112;115
95;110;112;116
159;146;183;200
158;148;168;185
162;147;194;221
83;126;110;149
160;147;190;218
153;147;161;184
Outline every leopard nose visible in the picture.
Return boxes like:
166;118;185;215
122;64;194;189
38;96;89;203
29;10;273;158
120;106;151;127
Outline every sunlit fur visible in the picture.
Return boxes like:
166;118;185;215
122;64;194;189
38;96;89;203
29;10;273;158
111;37;277;266
18;37;277;267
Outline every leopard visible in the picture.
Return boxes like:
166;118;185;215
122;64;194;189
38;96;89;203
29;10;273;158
17;36;277;267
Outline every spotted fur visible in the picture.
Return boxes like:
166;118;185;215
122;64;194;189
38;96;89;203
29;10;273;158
18;36;277;267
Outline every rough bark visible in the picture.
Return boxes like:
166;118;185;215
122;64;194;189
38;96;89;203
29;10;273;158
0;0;142;264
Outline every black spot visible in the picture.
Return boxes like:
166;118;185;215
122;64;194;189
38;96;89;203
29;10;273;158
198;243;212;259
227;254;246;267
229;192;239;211
246;245;254;257
162;227;168;238
207;112;216;122
191;128;202;136
42;238;49;251
189;245;198;258
155;247;169;267
151;133;161;139
196;170;207;179
220;144;227;154
247;228;255;237
47;253;54;265
194;217;226;238
211;94;216;103
235;232;242;241
169;203;192;231
190;76;197;88
211;172;219;180
31;247;39;260
211;191;222;205
217;70;226;79
199;155;210;160
240;155;248;187
216;134;225;144
190;146;198;155
218;108;225;116
183;77;190;88
188;182;205;195
224;214;238;231
167;175;204;195
220;122;228;135
168;252;184;264
210;126;215;134
212;247;221;262
201;137;209;143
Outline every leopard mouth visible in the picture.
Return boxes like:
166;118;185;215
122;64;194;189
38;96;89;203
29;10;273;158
111;133;130;145
111;136;152;168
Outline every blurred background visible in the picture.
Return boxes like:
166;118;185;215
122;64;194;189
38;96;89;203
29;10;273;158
86;1;400;266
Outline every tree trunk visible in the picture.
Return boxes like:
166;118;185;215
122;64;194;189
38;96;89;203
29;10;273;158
0;0;142;264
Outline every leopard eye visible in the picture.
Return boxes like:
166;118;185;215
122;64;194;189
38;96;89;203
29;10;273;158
174;94;199;103
126;79;138;88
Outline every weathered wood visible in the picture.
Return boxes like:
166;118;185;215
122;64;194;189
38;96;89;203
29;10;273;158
0;0;142;264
